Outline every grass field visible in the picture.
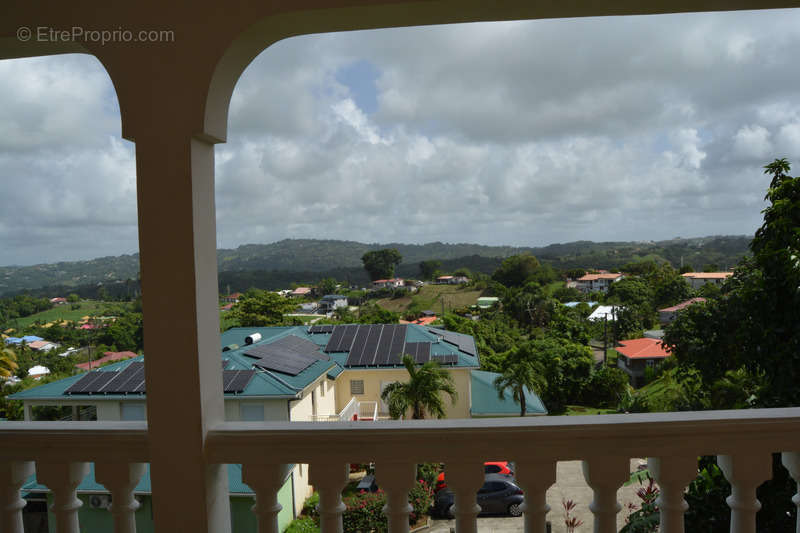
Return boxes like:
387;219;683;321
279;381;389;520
375;284;484;315
8;300;109;330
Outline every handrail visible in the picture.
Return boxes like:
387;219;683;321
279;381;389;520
204;408;800;464
337;396;358;421
0;421;149;462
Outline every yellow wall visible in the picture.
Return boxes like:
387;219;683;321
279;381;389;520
335;367;472;419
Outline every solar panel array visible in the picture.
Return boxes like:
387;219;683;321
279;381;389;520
222;370;256;393
244;334;328;376
65;361;146;395
65;363;256;395
433;354;459;364
404;342;431;364
428;328;477;356
308;324;334;334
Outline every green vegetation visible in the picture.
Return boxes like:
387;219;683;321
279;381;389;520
565;405;618;416
361;248;402;281
374;284;483;315
9;300;108;329
381;354;457;419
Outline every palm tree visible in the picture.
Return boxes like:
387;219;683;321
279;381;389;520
381;354;457;419
0;347;19;379
494;356;546;417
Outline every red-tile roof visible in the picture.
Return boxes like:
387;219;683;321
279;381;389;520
659;297;707;313
616;338;671;359
290;287;311;295
75;351;138;371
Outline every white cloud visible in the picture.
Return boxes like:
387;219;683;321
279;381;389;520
732;125;772;160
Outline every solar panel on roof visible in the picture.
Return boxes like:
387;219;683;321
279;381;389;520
433;354;458;364
90;372;119;393
222;370;238;390
374;324;396;365
309;324;334;334
358;325;383;365
428;328;477;356
336;324;359;352
102;362;144;393
64;371;104;394
244;335;324;376
226;370;255;393
344;325;372;366
324;326;346;352
387;325;407;365
404;342;431;364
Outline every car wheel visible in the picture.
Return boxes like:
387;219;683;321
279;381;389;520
508;503;523;517
447;504;456;519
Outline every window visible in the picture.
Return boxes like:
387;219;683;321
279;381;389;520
240;403;265;421
350;379;364;395
120;403;146;421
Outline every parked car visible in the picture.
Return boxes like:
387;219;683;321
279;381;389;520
435;461;514;492
433;474;524;518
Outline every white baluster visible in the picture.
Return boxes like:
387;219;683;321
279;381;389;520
309;462;348;533
582;456;629;533
514;459;556;533
242;463;293;533
648;456;697;533
718;454;772;533
95;462;146;533
445;461;483;533
376;461;416;533
36;462;90;533
1;461;34;533
781;452;800;533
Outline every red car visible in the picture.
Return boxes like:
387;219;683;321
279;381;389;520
435;461;514;491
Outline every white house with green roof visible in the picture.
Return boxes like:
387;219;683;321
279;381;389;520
11;323;544;531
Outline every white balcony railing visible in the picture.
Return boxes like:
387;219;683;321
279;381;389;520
3;409;800;533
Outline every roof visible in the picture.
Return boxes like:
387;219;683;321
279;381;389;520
469;370;547;416
563;301;597;308
290;287;311;295
27;365;50;376
75;351;138;371
659;297;706;313
577;273;623;281
21;462;268;497
28;340;54;349
681;272;732;279
587;305;622;321
437;275;453;280
321;294;347;300
616;338;671;359
399;316;438;326
4;335;44;345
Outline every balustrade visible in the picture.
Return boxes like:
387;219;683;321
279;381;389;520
1;410;800;532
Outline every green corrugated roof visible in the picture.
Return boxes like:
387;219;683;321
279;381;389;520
20;462;283;496
470;370;547;416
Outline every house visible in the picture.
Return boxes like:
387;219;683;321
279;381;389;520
615;338;671;387
49;297;67;305
3;335;44;346
436;275;470;285
318;295;348;313
289;287;312;298
681;272;733;289
220;302;234;311
221;292;242;304
27;340;59;352
371;278;404;289
658;297;706;324
8;322;538;529
26;365;50;379
75;351;138;371
575;273;625;293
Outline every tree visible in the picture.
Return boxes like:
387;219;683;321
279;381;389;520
230;289;297;327
361;249;402;281
67;293;80;303
381;354;457;419
316;277;339;296
419;260;442;280
0;347;18;379
492;254;548;287
494;352;546;416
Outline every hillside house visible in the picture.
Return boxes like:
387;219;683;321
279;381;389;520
681;272;733;289
27;340;59;352
436;275;470;285
658;297;707;324
289;287;312;298
221;292;242;304
575;273;625;293
615;338;671;387
371;278;404;289
49;297;67;305
318;295;348;313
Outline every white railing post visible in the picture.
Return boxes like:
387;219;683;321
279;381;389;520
446;461;483;533
36;462;90;533
648;456;698;533
0;461;34;533
95;462;146;533
718;454;772;533
242;463;294;533
309;462;348;533
376;461;416;533
582;456;629;533
781;452;800;533
515;459;557;533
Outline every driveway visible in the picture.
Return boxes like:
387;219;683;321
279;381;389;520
427;459;645;533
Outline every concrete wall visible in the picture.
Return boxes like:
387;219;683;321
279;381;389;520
223;398;290;422
335;367;471;419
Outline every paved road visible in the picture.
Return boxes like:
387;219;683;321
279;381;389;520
427;460;645;533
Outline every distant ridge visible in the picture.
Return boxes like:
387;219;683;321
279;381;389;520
0;236;751;296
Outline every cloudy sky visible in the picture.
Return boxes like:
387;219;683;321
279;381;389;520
3;9;800;266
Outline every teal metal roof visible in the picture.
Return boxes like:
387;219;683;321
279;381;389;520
470;370;547;416
20;462;288;497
